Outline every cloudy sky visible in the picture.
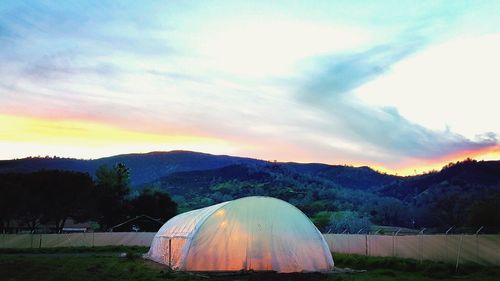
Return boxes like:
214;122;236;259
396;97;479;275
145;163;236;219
1;1;500;174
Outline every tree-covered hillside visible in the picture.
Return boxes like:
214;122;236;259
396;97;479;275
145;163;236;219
1;152;499;231
154;159;500;230
380;159;500;228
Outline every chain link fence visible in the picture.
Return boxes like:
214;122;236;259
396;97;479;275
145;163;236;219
323;231;500;267
1;231;500;267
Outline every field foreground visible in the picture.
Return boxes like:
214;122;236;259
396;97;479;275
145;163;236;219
0;247;499;281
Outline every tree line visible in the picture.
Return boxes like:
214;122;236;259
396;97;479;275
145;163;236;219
0;163;177;233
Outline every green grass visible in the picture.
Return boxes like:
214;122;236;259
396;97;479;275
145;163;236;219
0;245;149;255
0;255;203;281
332;253;500;281
1;247;499;281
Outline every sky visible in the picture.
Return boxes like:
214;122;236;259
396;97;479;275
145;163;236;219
1;0;500;175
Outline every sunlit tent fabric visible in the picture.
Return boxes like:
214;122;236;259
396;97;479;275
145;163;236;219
146;196;334;272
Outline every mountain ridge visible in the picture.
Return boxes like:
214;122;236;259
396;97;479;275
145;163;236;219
0;150;265;186
1;151;499;228
0;150;395;187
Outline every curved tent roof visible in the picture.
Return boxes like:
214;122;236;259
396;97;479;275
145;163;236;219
146;196;334;272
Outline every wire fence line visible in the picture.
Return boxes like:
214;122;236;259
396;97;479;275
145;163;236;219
1;232;499;266
323;233;500;266
326;226;500;235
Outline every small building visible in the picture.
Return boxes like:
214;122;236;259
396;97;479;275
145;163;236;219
109;215;164;232
62;218;95;233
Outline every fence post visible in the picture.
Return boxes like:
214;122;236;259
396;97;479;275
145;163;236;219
393;228;401;257
456;234;464;272
445;227;453;262
365;234;368;256
419;228;426;263
392;232;395;257
475;226;483;264
39;234;42;249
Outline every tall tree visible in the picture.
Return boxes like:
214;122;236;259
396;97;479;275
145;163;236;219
95;163;131;230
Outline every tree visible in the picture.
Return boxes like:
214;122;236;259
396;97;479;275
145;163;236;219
0;175;22;233
95;163;130;198
95;163;131;230
18;173;47;233
312;211;334;232
366;197;409;226
413;183;474;227
39;171;95;233
0;171;95;233
468;198;500;227
131;188;177;222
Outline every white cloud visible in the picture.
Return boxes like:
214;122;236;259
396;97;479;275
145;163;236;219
193;19;372;77
357;33;500;139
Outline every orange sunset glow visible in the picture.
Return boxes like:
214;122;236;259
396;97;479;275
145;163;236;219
1;112;498;175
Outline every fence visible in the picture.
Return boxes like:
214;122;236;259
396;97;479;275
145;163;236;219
0;232;154;248
323;234;500;266
1;232;500;266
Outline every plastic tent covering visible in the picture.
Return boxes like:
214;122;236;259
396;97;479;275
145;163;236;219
146;196;334;272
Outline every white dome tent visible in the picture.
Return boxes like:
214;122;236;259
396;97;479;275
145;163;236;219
146;196;334;272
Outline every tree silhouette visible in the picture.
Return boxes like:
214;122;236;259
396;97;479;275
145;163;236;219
131;188;177;222
95;163;131;230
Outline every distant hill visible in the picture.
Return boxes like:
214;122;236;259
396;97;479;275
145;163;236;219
0;150;400;189
1;151;499;228
0;151;264;186
380;159;500;200
155;158;500;229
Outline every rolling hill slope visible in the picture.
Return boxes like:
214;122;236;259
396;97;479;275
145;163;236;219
0;151;264;186
1;151;500;229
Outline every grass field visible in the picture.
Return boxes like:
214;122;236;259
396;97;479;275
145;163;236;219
1;247;499;281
